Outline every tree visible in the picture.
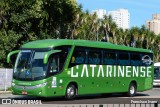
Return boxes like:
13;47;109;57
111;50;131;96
0;0;79;67
129;27;140;48
154;36;160;62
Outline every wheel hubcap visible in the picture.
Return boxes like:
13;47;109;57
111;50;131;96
67;87;75;97
130;86;135;95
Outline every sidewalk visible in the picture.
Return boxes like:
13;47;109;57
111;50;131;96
0;92;21;99
0;91;12;94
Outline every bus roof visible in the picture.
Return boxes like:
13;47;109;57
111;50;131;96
21;39;152;53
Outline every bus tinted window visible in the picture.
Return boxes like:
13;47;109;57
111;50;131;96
54;46;71;69
88;50;101;64
118;52;130;65
54;46;71;58
154;67;160;79
130;53;141;66
69;47;86;67
72;50;85;64
103;51;116;65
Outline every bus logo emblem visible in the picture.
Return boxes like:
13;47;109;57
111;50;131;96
142;55;152;65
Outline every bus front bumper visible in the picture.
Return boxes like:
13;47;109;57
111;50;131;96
11;84;64;97
153;80;160;86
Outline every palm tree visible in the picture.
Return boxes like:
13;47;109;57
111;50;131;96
153;36;160;62
102;15;118;43
70;4;83;39
109;21;118;44
130;27;141;48
116;28;130;46
116;28;124;45
87;12;98;40
101;15;109;42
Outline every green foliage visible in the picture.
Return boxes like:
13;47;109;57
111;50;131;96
0;30;22;67
0;0;79;67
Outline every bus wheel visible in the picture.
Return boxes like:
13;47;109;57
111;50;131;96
65;84;76;100
127;82;136;97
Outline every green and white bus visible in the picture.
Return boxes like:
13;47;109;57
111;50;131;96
7;39;153;99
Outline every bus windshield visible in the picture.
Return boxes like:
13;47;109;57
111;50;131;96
154;67;160;79
14;50;47;81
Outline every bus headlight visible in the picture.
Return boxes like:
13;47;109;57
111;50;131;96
35;83;47;88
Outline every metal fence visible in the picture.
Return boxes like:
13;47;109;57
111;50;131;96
0;68;13;91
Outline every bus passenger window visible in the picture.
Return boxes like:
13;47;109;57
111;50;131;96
88;51;101;64
118;52;129;66
75;52;85;63
130;54;141;66
103;52;116;65
69;48;86;67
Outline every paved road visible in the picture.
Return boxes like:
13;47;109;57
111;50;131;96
0;87;160;104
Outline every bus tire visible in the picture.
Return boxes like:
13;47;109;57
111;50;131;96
127;82;136;97
65;84;76;100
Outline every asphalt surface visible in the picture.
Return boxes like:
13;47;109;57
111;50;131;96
0;87;160;104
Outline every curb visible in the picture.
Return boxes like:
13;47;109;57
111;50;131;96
0;91;12;94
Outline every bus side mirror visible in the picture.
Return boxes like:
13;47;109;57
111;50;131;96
43;50;61;64
7;50;20;63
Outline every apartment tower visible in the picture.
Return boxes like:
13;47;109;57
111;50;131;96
146;14;160;35
108;9;130;30
92;9;107;19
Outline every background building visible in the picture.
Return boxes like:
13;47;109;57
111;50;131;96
92;9;107;19
146;14;160;35
152;14;160;20
108;9;130;30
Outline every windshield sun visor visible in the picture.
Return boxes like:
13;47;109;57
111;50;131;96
43;50;62;64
